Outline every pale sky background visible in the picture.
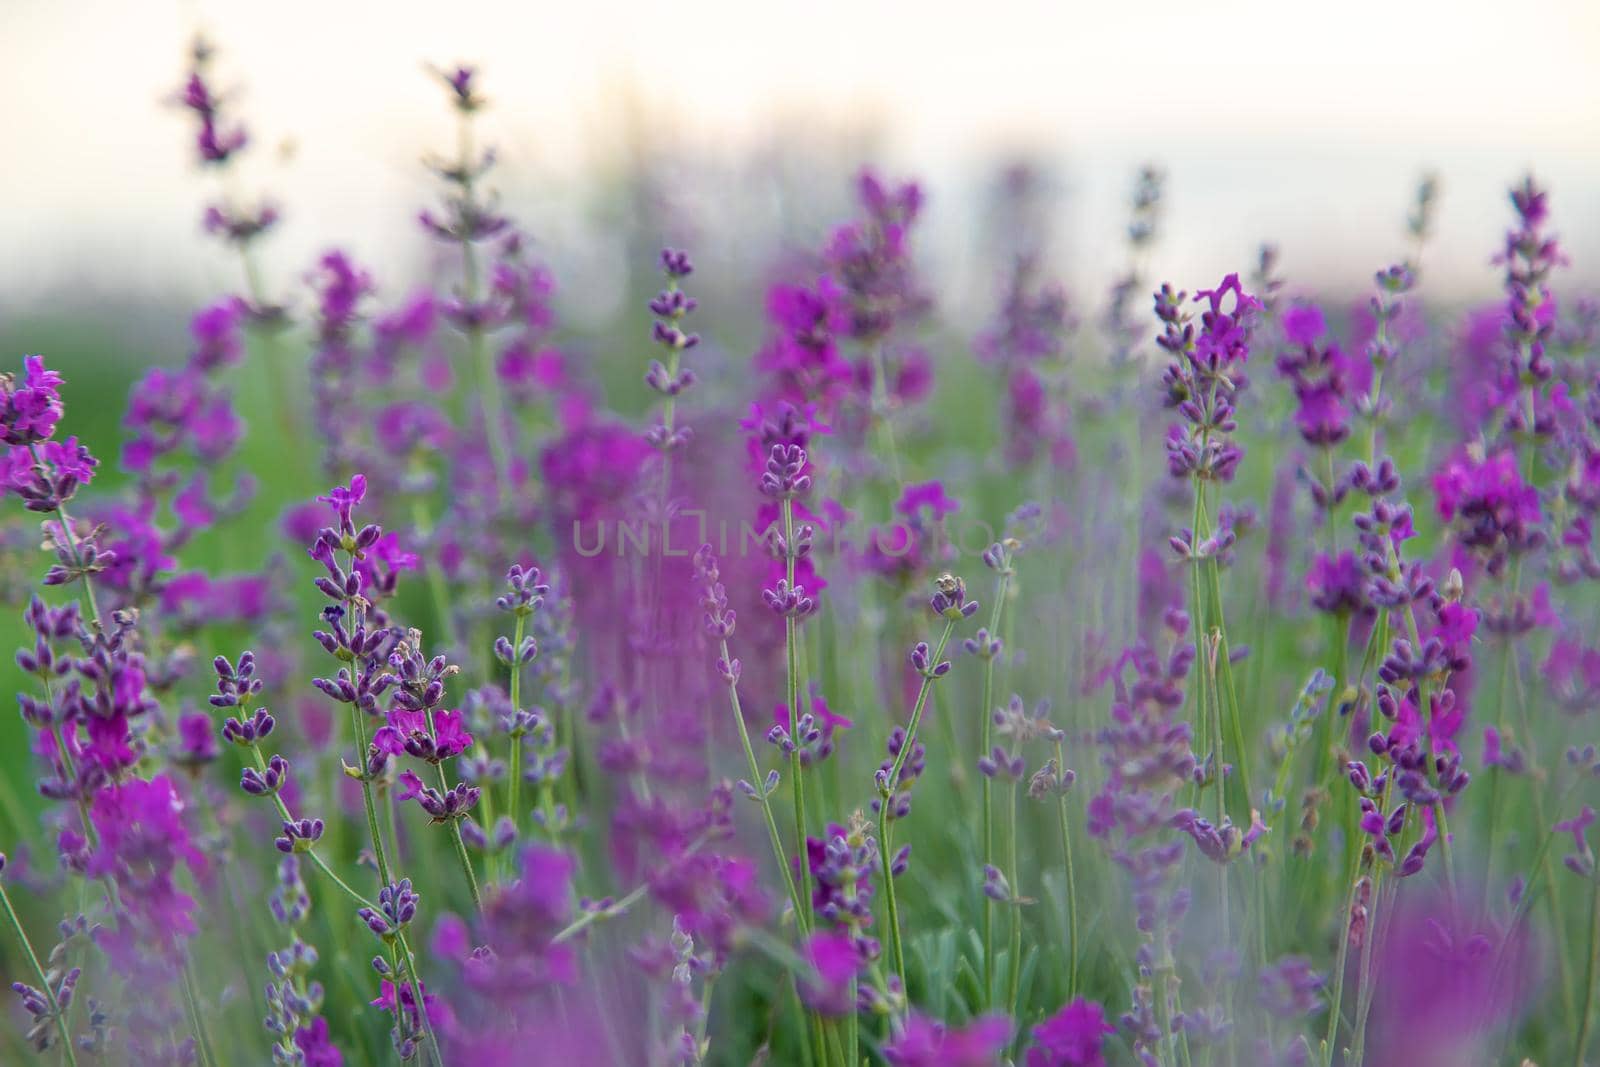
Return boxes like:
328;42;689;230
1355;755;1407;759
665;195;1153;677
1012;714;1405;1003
2;0;1598;324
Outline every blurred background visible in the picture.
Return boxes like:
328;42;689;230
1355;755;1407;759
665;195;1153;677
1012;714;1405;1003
0;5;1594;1058
0;0;1596;542
3;0;1599;323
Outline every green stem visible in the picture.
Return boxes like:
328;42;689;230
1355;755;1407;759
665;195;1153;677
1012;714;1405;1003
395;930;445;1067
1348;875;1388;1065
307;847;374;909
1484;640;1513;892
344;704;446;1064
39;679;100;866
507;611;528;847
1310;612;1349;797
980;563;1013;1008
1347;772;1401;1065
821;1016;846;1067
180;957;219;1067
846;975;859;1067
439;764;483;909
1053;740;1079;998
1005;782;1023;1023
349;705;393;889
1204;546;1253;813
885;619;957;798
1510;642;1578;1032
553;883;650;946
1321;867;1363;1067
876;797;907;995
0;881;79;1067
1191;485;1237;1064
250;745;379;911
1187;477;1211;811
409;497;461;649
719;637;808;934
692;974;717;1065
421;709;483;912
1150;922;1185;1067
1322;445;1340;554
31;446;104;630
868;342;903;487
454;112;512;497
551;833;710;945
879;617;957;993
781;497;813;934
1348;795;1398;1067
1575;876;1600;1067
1399;604;1459;905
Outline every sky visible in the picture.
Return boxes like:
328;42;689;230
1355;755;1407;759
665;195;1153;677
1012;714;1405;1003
2;0;1598;316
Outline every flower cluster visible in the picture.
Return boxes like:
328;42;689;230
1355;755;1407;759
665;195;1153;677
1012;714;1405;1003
1158;274;1262;483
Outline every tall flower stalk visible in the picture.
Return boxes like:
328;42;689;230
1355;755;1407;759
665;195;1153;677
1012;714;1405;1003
762;443;822;925
305;476;448;1060
494;563;548;848
971;540;1014;1007
1157;275;1262;1012
695;547;806;929
422;66;512;495
876;575;977;989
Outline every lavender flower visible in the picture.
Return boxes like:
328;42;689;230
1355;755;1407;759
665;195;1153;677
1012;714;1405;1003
1028;996;1115;1067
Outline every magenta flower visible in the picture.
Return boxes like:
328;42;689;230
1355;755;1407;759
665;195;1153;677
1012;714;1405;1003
371;979;446;1033
772;685;853;766
1191;273;1262;367
539;420;651;522
799;930;863;1016
1157;275;1259;484
1434;450;1539;524
317;472;368;523
1293;378;1350;445
449;845;580;1006
397;769;426;801
87;775;209;948
1556;806;1596;875
1276;301;1353;446
1557;806;1596;845
292;1017;344;1067
171;478;215;528
1481;726;1524;773
1306;551;1365;615
173;711;220;767
1545;633;1600;711
757;278;855;416
83;712;138;773
1362;893;1536;1067
1281;302;1326;345
885;1012;1011;1066
1;355;66;446
1432;449;1543;573
311;250;374;331
187;393;242;460
1027;997;1115;1067
188;298;244;371
896;480;961;521
40;437;96;485
432;709;473;759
